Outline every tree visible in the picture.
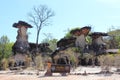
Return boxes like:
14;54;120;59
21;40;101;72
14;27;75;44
48;39;58;51
42;33;53;43
0;36;13;59
0;36;13;69
42;33;57;51
107;27;120;48
28;5;55;51
0;36;9;44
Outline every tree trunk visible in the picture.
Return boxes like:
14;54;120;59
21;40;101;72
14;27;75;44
36;27;41;52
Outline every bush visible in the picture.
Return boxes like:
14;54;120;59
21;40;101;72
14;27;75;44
98;54;114;72
64;47;80;67
35;54;44;70
8;57;15;67
25;55;32;67
1;58;8;70
114;54;120;71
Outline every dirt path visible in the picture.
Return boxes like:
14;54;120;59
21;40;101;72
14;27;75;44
0;74;120;80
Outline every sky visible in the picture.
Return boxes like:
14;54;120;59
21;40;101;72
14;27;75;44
0;0;120;43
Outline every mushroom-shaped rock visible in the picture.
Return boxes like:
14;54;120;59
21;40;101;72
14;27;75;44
70;26;91;36
89;32;108;55
57;37;76;48
12;21;32;54
70;28;81;36
89;32;108;37
13;21;32;28
80;26;91;36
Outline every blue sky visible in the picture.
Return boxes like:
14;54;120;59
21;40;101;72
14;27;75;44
0;0;120;43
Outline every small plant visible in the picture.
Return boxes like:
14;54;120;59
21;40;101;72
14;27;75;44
35;54;44;70
1;58;8;70
8;57;15;67
25;55;32;67
64;47;80;69
98;54;114;73
114;54;120;72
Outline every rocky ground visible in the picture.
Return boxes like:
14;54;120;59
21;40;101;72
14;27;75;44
0;66;120;80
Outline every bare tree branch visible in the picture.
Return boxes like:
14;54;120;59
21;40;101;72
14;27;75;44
28;5;54;51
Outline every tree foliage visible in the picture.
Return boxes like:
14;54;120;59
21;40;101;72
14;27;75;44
0;36;13;69
107;28;120;48
48;39;57;51
64;27;80;38
0;36;13;59
42;33;58;51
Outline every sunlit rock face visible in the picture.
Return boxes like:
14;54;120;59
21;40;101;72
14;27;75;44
12;21;32;54
70;26;91;53
57;37;76;49
92;36;106;45
89;32;108;54
51;37;76;64
90;32;108;46
75;34;86;51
